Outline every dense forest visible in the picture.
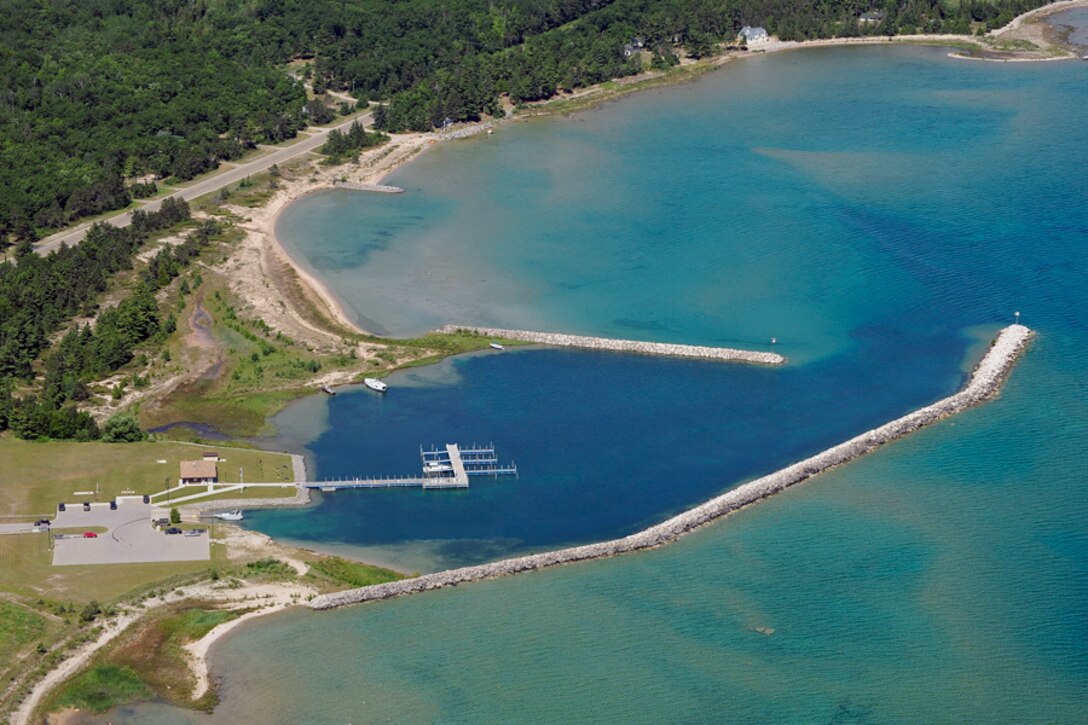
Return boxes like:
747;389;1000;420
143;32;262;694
0;0;1054;437
1;0;1049;242
0;200;198;440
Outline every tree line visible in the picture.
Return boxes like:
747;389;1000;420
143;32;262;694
2;0;1050;244
320;122;389;164
367;0;1055;131
0;200;206;441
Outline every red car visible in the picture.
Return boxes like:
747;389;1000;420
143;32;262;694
82;532;97;538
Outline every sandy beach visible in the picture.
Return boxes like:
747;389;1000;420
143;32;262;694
251;7;1084;344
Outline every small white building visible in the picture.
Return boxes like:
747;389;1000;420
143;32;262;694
180;460;219;486
740;26;769;45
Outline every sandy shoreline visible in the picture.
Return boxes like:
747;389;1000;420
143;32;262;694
232;127;477;344
258;13;1084;340
12;580;317;725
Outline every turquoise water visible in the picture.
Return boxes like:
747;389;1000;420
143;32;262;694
119;45;1086;723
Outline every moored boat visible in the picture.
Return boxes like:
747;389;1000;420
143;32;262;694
489;342;504;350
214;510;243;521
321;385;336;395
364;377;388;393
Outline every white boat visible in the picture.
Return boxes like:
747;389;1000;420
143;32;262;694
489;342;504;350
215;510;243;521
364;377;388;393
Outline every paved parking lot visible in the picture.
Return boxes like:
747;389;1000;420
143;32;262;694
52;501;209;566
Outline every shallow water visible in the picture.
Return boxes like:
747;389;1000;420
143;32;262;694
1049;6;1088;50
120;45;1088;723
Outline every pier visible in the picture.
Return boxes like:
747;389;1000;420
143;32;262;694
438;326;786;365
302;443;517;491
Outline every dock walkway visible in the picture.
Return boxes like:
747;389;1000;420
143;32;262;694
302;443;516;491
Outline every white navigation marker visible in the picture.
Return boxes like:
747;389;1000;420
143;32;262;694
1014;311;1020;324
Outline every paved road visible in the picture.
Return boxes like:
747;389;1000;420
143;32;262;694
51;501;209;565
34;110;374;256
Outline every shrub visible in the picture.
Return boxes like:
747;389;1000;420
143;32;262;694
101;413;146;442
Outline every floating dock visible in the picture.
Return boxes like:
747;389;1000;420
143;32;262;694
303;443;517;491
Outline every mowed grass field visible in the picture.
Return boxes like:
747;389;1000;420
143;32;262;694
0;436;295;517
0;533;228;602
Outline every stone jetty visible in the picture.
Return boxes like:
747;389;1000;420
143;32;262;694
309;325;1032;611
332;181;404;194
438;325;786;365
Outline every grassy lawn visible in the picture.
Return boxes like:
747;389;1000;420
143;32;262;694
162;483;299;504
0;435;293;517
0;533;228;602
0;600;56;663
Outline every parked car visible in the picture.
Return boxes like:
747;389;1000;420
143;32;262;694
165;527;183;535
142;494;150;504
82;502;90;512
183;529;206;537
34;519;50;526
82;532;97;538
58;503;66;512
109;501;117;510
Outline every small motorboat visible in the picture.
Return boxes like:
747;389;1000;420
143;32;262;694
489;342;504;350
215;510;243;521
364;377;388;393
320;385;336;396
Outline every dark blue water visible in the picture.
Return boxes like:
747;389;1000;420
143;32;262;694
252;333;969;570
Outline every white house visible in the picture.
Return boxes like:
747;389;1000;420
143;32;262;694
740;26;769;45
180;460;219;486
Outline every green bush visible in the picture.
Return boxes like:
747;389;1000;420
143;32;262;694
101;413;145;442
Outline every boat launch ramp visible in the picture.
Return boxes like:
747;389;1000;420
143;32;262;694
303;444;517;492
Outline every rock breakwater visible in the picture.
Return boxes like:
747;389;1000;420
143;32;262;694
332;181;404;194
310;325;1032;610
438;325;786;365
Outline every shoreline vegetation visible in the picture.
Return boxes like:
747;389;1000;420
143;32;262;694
8;2;1077;719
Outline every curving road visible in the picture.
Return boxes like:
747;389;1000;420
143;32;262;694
34;110;374;256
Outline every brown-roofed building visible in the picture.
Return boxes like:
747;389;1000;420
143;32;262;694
180;460;219;486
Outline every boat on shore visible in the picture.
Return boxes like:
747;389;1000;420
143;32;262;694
320;385;336;395
364;377;388;393
214;510;243;521
489;342;504;350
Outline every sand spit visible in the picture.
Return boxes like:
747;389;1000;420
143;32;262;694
311;324;1033;609
438;326;786;365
